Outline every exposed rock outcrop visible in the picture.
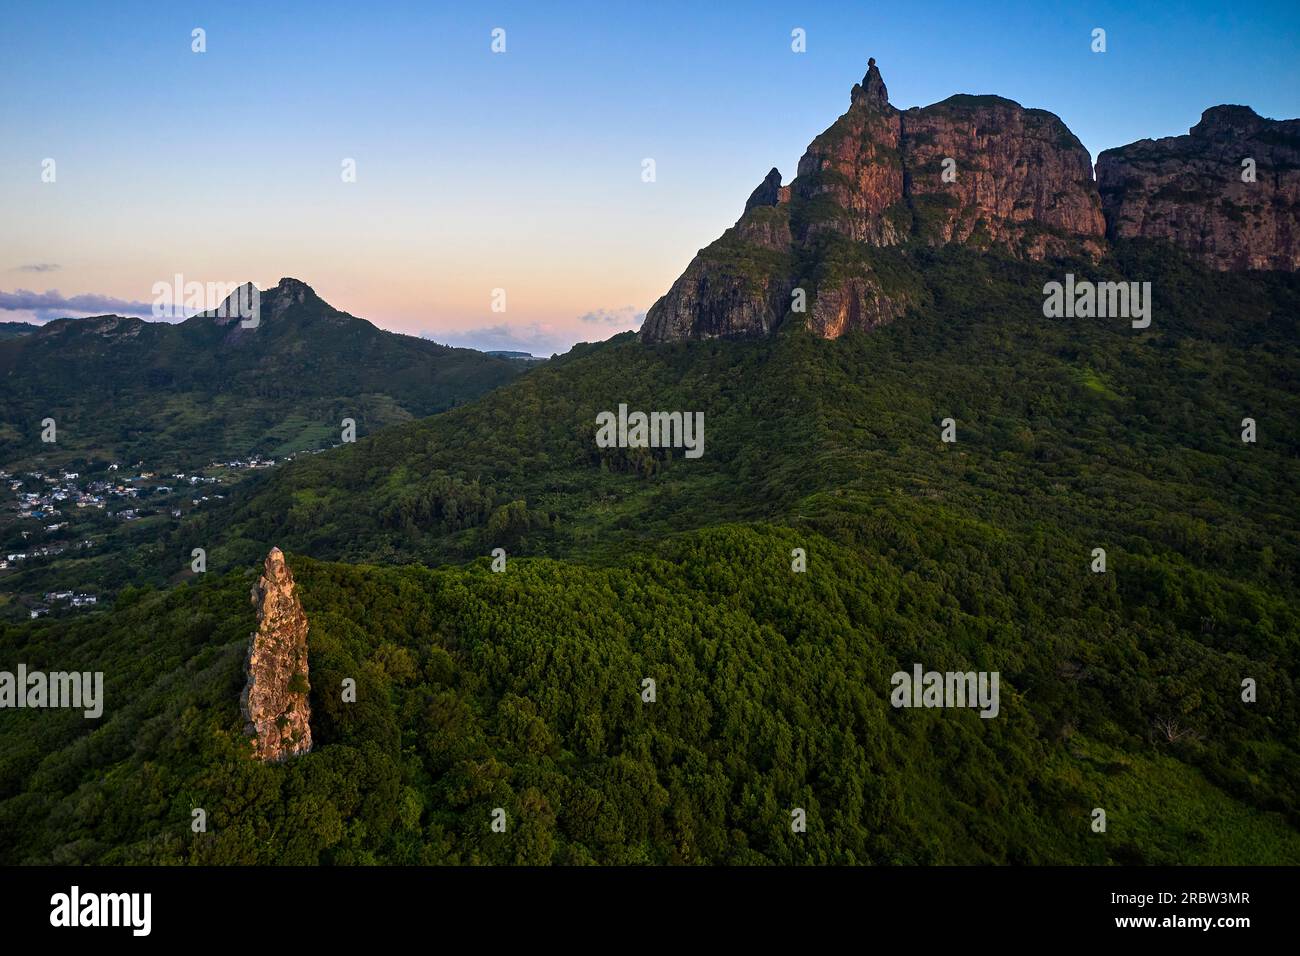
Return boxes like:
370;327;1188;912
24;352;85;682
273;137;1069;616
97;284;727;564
1097;106;1300;270
744;167;786;212
793;58;909;248
240;547;312;762
899;96;1105;258
808;276;907;340
204;282;261;328
202;277;338;349
30;314;148;342
641;58;1106;343
642;57;1300;344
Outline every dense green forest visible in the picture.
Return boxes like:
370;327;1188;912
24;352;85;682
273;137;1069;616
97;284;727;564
1;523;1296;864
1;240;1297;864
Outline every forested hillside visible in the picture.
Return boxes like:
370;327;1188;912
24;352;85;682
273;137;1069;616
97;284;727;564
1;523;1296;864
189;241;1299;585
1;239;1297;864
0;279;524;471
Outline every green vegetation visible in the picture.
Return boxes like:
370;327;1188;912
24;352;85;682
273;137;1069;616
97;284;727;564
171;242;1299;581
0;322;38;341
2;517;1295;864
0;289;525;471
1;240;1297;864
702;217;796;294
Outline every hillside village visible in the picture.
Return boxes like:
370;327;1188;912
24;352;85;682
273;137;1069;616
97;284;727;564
0;454;304;619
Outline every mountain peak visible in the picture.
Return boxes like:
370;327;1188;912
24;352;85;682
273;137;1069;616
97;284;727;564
851;56;890;110
199;277;328;331
744;167;784;212
1191;104;1265;136
265;277;325;313
201;282;260;327
643;57;1112;344
272;277;317;297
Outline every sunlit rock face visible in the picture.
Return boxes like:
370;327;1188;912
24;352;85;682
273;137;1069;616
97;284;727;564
240;547;312;762
641;58;1108;344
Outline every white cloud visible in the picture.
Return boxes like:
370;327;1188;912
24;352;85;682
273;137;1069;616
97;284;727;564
579;305;644;327
0;288;156;324
425;322;567;356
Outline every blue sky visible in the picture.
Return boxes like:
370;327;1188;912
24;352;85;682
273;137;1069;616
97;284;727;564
1;0;1297;352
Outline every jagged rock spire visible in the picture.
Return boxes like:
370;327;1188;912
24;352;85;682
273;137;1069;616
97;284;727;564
203;281;261;326
851;56;890;109
240;547;312;762
744;167;784;211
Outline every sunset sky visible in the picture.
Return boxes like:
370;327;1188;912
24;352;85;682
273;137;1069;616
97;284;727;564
3;0;1298;354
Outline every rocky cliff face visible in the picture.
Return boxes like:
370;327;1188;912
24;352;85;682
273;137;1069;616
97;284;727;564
792;60;908;248
1096;106;1300;271
240;547;312;762
641;59;1106;343
899;97;1105;258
